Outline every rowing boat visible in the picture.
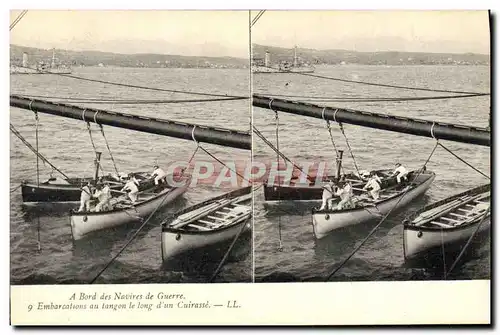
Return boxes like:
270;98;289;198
263;169;391;202
69;176;190;240
161;186;252;261
403;184;490;261
20;172;152;204
311;169;435;239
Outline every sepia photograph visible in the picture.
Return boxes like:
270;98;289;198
251;10;491;283
10;10;252;285
7;6;492;327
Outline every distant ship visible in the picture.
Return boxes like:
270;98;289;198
252;46;315;74
10;49;72;75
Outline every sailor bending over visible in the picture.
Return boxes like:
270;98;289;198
335;181;353;210
392;163;409;184
152;165;167;185
93;182;112;212
121;176;139;203
363;173;382;200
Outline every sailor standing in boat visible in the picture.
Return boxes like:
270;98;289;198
78;181;93;212
319;179;335;210
93;182;112;212
121;176;140;203
392;163;409;184
363;172;382;200
152;165;167;185
335;180;353;210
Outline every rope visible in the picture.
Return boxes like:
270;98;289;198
10;124;69;179
10;184;22;193
251;10;266;27
15;67;246;99
325;141;439;280
86;122;104;175
437;142;490;180
273;108;284;251
10;10;28;31
294;72;490;96
99;125;120;177
253;126;314;182
34;111;40;186
89;187;177;284
198;146;251;184
446;203;491;276
441;230;447;280
254;92;489;102
338;123;361;177
12;94;248;104
210;216;250;282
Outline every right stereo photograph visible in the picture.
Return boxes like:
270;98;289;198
251;10;491;283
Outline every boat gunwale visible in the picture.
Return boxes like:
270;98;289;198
312;170;435;215
403;213;491;233
161;186;252;231
403;183;490;228
162;215;251;235
70;183;178;217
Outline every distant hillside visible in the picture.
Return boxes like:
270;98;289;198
252;44;490;66
10;44;248;69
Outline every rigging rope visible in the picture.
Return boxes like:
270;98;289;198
325;141;439;280
12;94;248;104
99;125;120;177
90;145;199;284
198;146;251;184
209;213;250;282
338;123;361;177
322;107;345;175
251;10;266;27
437;142;490;179
293;72;490;96
446;203;491;276
10;124;69;179
16;67;247;99
273;106;284;251
10;10;28;31
85;121;105;176
255;92;489;102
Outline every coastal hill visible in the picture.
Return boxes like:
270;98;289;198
252;44;490;66
10;44;248;69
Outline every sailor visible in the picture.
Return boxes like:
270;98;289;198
93;182;112;212
392;163;409;184
335;180;353;210
121;176;139;203
319;179;335;210
152;165;167;185
363;172;382;200
78;181;93;212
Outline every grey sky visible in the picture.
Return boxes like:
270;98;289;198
252;10;490;54
10;10;490;56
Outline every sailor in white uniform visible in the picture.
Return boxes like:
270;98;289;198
363;173;382;200
78;182;93;212
319;180;335;210
335;181;353;210
93;182;112;212
121;176;139;203
152;165;167;185
392;163;409;183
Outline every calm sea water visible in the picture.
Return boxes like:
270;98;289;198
10;67;251;284
253;65;491;282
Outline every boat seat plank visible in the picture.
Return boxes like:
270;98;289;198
207;215;230;223
449;212;469;219
457;208;474;214
430;221;454;228
440;217;462;224
198;219;215;226
187;224;212;231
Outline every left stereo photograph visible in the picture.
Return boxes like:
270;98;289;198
10;10;253;284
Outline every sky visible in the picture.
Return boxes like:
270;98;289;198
9;10;250;58
10;10;490;57
252;10;490;54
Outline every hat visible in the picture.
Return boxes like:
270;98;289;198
153;165;159;169
395;163;401;167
